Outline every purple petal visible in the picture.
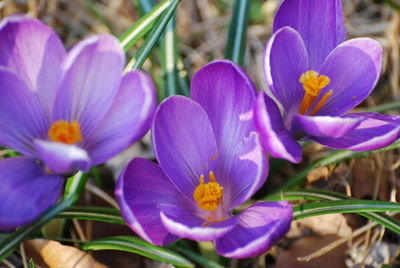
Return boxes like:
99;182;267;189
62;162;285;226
53;34;124;138
153;96;219;201
317;38;382;116
85;70;156;166
159;203;237;241
219;132;268;210
0;68;48;157
0;15;66;115
0;157;63;231
292;114;363;138
311;113;400;151
254;92;302;163
191;60;257;155
264;27;308;117
34;140;91;174
115;158;181;246
215;201;293;259
273;0;345;69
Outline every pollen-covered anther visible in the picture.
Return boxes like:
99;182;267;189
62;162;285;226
299;70;332;115
193;171;223;211
48;120;83;144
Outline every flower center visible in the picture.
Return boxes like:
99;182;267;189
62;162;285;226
193;171;223;212
48;120;83;144
299;70;333;115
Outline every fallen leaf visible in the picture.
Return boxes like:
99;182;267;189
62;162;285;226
25;239;107;268
307;166;330;183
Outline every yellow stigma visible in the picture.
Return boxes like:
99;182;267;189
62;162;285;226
48;120;83;144
299;70;332;115
193;171;223;211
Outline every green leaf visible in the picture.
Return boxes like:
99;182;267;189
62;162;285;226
266;189;400;234
273;140;400;192
362;100;400;113
29;259;37;268
82;236;194;268
57;206;125;225
162;17;179;97
119;0;176;51
225;0;251;66
174;245;225;268
125;0;181;71
0;172;87;261
294;199;400;220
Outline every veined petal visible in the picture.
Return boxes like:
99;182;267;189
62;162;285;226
292;114;363;138
317;38;382;116
215;201;293;259
152;96;219;202
34;140;91;174
264;27;308;117
254;92;302;163
0;15;66;115
115;158;181;246
311;113;400;151
159;203;237;241
191;60;257;156
53;34;124;138
0;157;63;231
85;71;156;166
273;0;345;69
218;132;268;210
0;68;48;157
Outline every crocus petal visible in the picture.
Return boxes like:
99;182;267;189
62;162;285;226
220;132;268;210
264;27;308;117
292;114;363;138
153;96;219;201
85;70;156;166
254;92;302;163
310;113;400;151
215;201;293;259
273;0;345;69
191;60;257;155
317;38;382;116
0;68;48;157
0;15;66;115
0;157;63;231
34;140;91;174
115;158;180;246
53;34;124;138
159;204;237;241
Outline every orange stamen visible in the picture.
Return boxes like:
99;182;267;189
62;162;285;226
310;90;333;116
299;71;332;115
193;171;223;212
48;120;83;144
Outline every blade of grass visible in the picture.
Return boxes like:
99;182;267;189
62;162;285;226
81;236;194;268
163;17;179;97
225;0;251;66
119;0;176;51
173;245;224;268
266;189;400;234
57;206;124;225
293;199;400;220
125;0;181;71
361;100;400;113
0;172;87;261
273;140;400;192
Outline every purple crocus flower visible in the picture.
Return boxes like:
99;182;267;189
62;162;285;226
116;60;293;258
254;0;400;163
0;15;156;230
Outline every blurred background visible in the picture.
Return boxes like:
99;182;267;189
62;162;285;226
1;0;400;267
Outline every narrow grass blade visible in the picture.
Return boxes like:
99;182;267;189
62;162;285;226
82;236;194;268
119;0;175;51
162;17;179;97
266;189;400;234
57;206;124;225
125;0;181;71
274;140;400;192
293;199;400;219
225;0;251;66
0;172;87;261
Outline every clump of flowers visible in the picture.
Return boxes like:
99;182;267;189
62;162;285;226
0;15;156;230
254;0;400;163
116;61;292;258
